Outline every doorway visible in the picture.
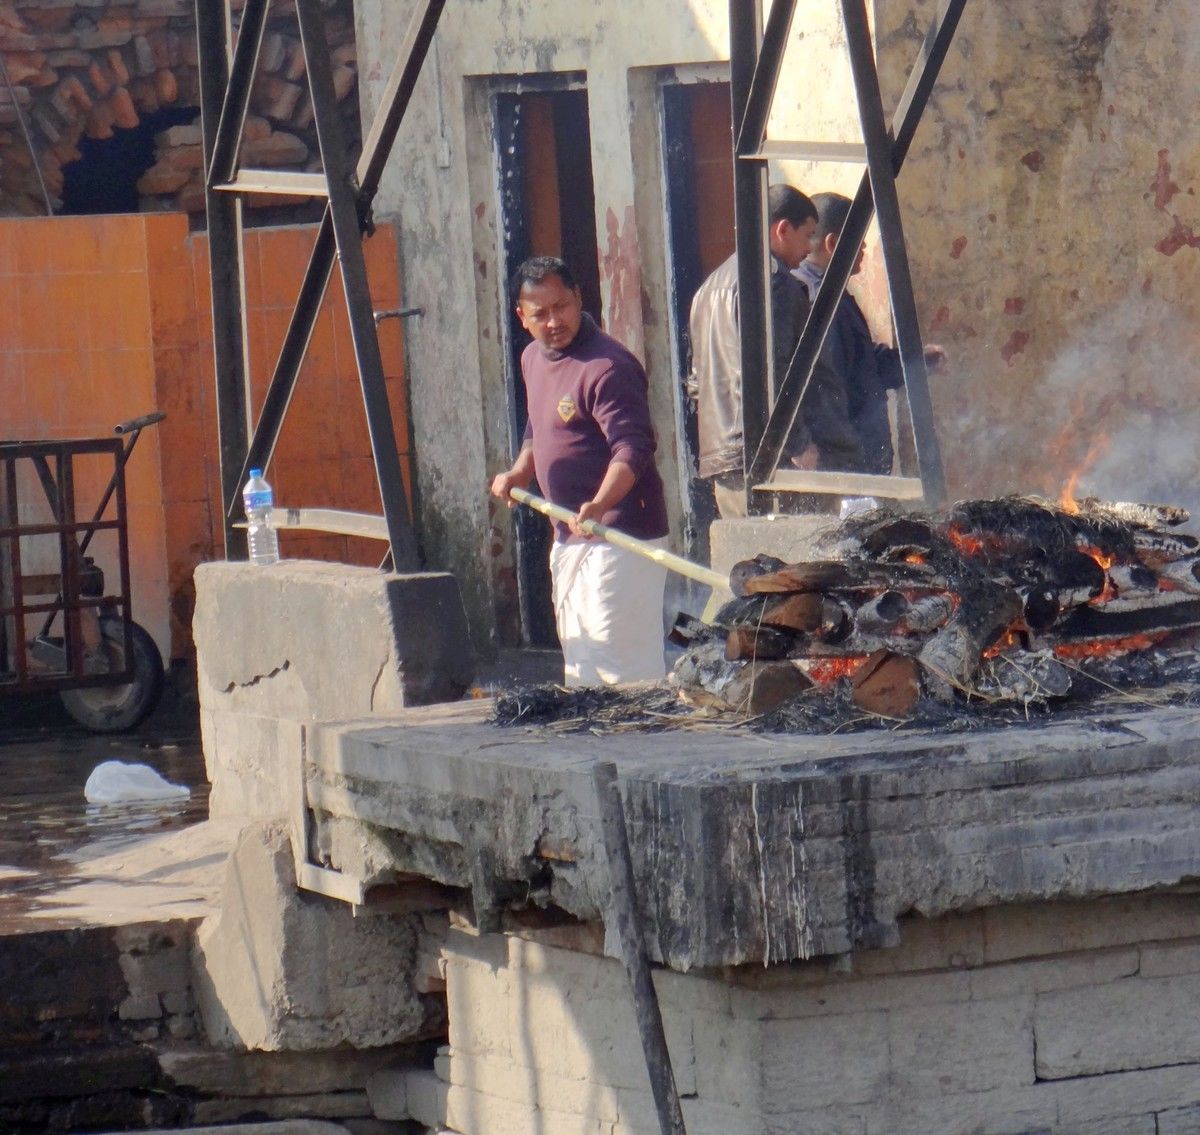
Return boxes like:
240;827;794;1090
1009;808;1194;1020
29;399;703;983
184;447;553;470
495;82;602;647
661;79;735;561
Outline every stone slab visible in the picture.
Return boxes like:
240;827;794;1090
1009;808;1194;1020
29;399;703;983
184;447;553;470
302;700;1200;970
194;561;475;820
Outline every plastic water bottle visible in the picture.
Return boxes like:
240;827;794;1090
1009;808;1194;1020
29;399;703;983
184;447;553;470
243;468;280;566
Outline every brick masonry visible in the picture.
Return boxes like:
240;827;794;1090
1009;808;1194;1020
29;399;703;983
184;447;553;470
0;0;358;216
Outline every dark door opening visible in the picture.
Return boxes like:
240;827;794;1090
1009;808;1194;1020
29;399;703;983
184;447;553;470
495;84;602;647
59;106;199;216
662;80;735;561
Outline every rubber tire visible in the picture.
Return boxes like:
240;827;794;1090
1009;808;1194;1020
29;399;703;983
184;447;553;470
59;619;165;733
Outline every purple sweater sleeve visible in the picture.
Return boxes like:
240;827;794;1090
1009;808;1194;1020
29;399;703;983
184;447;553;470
582;361;656;476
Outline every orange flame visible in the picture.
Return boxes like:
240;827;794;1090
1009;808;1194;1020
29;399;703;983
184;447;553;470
1058;434;1110;513
983;624;1026;659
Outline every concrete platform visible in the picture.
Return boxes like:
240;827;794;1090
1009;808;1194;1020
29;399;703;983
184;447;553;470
302;699;1200;970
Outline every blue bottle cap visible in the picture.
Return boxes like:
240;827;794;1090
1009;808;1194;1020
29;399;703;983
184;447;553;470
249;468;262;478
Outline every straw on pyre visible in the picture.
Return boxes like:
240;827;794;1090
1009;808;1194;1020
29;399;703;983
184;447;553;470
670;496;1200;718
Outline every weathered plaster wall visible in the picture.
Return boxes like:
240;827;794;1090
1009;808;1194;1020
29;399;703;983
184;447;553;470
352;4;875;647
875;0;1200;512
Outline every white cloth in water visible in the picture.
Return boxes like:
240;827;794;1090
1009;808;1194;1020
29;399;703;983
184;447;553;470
550;535;668;687
84;761;190;804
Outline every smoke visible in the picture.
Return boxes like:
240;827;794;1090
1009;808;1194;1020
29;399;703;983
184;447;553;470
945;293;1200;531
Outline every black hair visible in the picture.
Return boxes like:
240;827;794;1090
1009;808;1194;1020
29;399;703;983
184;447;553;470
512;255;578;295
768;183;818;228
810;192;854;242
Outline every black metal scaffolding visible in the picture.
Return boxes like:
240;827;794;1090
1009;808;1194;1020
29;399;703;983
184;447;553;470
195;0;446;570
732;0;967;510
194;0;963;565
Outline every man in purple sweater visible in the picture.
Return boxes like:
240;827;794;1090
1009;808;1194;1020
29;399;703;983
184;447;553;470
490;256;669;686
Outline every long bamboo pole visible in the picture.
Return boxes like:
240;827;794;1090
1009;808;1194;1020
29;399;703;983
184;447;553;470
508;487;727;591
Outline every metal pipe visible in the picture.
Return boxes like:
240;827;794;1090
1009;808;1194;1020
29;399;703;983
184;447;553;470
509;487;726;591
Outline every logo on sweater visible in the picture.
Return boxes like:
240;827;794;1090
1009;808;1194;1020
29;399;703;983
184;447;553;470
556;395;578;424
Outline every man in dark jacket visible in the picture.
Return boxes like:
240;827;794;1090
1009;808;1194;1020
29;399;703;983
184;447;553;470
794;192;945;475
687;184;863;518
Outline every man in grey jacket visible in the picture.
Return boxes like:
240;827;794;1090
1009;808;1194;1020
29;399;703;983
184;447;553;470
687;184;863;518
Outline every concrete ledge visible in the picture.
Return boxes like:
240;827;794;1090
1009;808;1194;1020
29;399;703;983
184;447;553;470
194;560;475;819
301;700;1200;969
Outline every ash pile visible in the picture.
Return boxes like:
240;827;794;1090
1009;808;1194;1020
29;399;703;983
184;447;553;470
671;495;1200;721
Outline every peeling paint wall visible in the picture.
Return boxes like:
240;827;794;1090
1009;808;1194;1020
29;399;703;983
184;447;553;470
874;0;1200;512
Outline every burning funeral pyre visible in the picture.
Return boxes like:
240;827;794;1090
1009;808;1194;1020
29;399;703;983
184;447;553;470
669;495;1200;720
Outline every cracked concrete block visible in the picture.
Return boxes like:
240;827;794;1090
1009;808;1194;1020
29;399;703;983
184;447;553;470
192;822;427;1051
194;561;475;821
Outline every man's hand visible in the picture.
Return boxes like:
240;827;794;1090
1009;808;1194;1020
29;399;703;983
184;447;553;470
570;500;605;538
490;468;531;508
490;448;536;507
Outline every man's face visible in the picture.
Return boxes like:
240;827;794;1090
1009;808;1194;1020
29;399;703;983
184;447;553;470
772;216;817;270
516;274;583;350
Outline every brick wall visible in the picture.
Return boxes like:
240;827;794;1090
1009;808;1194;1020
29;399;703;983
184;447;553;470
0;0;357;218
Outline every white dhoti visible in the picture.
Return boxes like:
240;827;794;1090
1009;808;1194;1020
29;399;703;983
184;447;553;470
549;536;668;687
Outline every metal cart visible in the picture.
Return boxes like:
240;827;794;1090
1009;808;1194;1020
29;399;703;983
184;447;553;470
0;413;166;732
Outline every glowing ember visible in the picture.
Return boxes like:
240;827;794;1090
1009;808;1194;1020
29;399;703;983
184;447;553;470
807;657;868;684
904;553;926;565
983;625;1026;659
1052;633;1166;660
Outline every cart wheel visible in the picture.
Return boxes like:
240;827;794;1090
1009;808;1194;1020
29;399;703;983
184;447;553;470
59;620;165;733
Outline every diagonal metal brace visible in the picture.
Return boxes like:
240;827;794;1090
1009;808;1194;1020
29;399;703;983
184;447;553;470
295;0;419;570
233;1;445;568
747;0;967;499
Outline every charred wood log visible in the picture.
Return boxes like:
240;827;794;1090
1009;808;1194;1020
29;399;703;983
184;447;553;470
758;592;825;633
917;585;1023;694
976;650;1072;705
1054;598;1200;640
1077;498;1190;529
729;553;786;597
670;640;811;714
724;625;794;661
851;651;921;717
855;590;910;636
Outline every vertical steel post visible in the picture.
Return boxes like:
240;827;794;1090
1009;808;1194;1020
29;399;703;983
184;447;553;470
730;0;770;514
196;0;250;557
